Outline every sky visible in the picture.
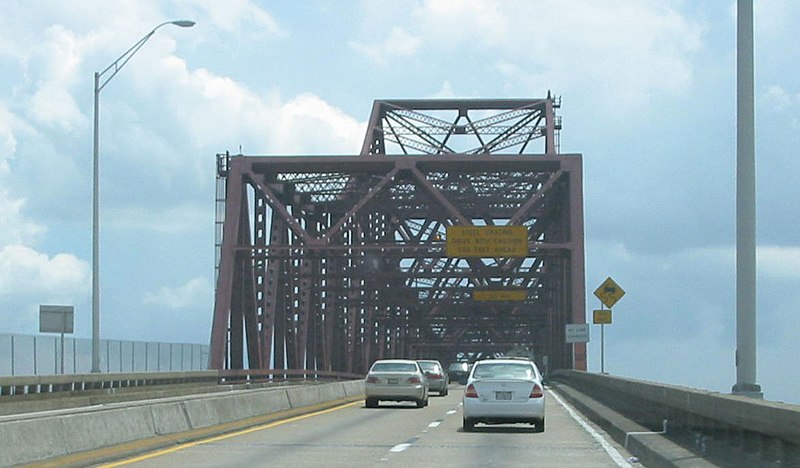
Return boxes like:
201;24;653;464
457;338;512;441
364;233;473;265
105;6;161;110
0;0;798;404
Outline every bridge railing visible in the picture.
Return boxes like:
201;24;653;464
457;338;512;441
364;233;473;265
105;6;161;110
0;368;364;398
0;370;219;396
219;369;365;384
550;370;800;466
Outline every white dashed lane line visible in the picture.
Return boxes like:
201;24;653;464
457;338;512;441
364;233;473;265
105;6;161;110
389;443;411;453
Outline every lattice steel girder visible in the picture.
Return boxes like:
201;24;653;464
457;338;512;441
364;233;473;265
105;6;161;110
211;150;585;374
361;98;559;155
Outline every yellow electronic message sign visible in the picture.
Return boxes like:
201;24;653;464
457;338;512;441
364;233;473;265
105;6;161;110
446;226;528;258
473;290;528;301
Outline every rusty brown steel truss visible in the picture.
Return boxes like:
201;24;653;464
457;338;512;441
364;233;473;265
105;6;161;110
210;97;586;375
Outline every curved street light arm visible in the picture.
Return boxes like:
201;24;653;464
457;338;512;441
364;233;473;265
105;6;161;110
96;20;194;92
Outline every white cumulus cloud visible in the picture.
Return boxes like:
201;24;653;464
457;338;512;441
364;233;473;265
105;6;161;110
0;244;89;299
349;27;422;66
144;277;210;309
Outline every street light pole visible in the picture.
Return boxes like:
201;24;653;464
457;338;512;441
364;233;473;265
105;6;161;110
91;20;194;373
733;0;761;397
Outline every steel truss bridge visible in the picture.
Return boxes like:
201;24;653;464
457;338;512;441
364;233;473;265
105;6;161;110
210;97;586;375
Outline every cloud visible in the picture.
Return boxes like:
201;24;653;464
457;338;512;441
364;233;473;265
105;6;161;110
104;204;210;234
754;0;797;39
0;189;45;245
0;105;18;174
758;246;800;281
0;244;89;300
349;27;422;65
355;0;704;110
189;0;285;38
26;25;86;130
762;85;800;116
165;63;365;155
144;277;210;309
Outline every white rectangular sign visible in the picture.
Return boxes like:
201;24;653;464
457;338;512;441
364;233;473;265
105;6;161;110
39;305;74;334
565;323;590;343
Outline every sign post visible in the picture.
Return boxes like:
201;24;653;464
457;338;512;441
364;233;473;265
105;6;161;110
39;305;74;374
593;277;625;374
565;324;590;369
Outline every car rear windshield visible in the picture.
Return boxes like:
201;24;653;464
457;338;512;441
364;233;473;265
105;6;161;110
448;363;468;371
371;363;418;372
418;362;441;372
473;363;535;380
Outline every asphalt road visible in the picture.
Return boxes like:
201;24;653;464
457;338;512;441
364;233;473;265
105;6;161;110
99;386;638;467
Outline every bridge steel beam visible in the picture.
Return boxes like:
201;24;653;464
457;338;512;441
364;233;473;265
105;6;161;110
211;98;586;374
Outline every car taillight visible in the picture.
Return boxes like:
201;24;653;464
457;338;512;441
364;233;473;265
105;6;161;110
407;376;422;384
530;384;543;398
427;373;443;379
366;376;380;384
465;384;478;398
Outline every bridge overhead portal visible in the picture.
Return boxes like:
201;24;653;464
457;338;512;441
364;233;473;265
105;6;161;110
210;98;586;374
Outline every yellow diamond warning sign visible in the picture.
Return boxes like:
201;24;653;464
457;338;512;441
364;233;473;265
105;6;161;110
593;277;625;309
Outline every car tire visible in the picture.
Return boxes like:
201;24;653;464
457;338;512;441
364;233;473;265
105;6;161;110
441;388;448;396
416;398;425;408
533;418;545;433
365;398;378;408
463;417;475;432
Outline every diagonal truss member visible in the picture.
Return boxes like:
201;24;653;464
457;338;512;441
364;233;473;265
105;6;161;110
210;97;585;375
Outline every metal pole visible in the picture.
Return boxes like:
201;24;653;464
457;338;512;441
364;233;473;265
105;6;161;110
90;20;194;375
600;323;605;374
60;331;65;375
733;0;761;398
73;339;76;373
92;71;101;373
33;336;37;375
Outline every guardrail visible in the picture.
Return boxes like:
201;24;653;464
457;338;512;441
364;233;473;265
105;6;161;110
0;370;219;396
219;369;365;384
550;370;800;467
0;369;365;398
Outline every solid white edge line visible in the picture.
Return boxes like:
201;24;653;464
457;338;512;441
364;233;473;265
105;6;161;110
548;389;633;468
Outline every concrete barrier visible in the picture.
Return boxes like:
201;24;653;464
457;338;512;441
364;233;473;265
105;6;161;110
0;379;364;466
551;370;800;466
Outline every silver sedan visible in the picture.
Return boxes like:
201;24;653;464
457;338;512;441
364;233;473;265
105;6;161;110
365;359;429;408
462;358;545;432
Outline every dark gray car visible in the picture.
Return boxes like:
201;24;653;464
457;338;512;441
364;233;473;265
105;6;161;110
447;362;471;384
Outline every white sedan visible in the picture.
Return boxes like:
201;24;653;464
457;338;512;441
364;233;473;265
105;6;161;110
462;358;545;432
365;359;429;408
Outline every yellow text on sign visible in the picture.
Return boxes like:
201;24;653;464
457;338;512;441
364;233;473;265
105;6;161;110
446;226;528;258
473;290;528;302
593;277;625;308
593;309;612;324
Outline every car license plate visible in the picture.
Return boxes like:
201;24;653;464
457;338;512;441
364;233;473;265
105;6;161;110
496;391;512;400
388;378;399;385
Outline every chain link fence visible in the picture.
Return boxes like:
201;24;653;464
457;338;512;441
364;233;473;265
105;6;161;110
0;333;209;376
